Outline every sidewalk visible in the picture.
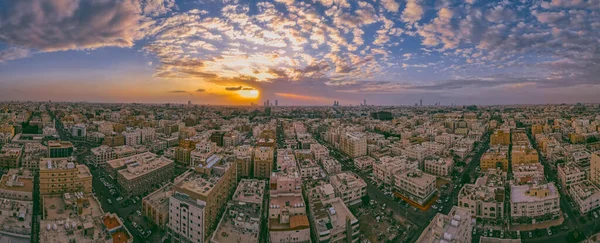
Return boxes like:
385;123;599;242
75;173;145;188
509;216;564;231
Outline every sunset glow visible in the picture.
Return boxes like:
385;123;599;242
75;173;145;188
237;89;260;99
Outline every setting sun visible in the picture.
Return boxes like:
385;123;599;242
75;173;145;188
237;89;259;99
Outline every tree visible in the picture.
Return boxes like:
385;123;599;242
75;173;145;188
461;174;471;184
567;229;586;242
586;136;599;144
361;195;370;207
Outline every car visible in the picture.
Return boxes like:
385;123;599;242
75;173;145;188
565;213;569;219
594;212;598;219
432;205;438;209
136;210;142;216
436;199;442;204
547;228;552;236
413;207;418;212
146;230;152;235
500;230;504;238
107;199;112;204
132;222;138;227
483;230;488;237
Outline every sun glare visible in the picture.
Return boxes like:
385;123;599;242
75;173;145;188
237;89;259;99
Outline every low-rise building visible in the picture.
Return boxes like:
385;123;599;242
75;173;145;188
268;171;310;243
512;163;545;185
167;192;206;243
481;151;509;172
458;169;506;221
39;158;92;195
394;169;437;206
423;157;454;177
558;163;587;188
254;146;274;179
310;143;329;163
107;152;174;197
142;183;173;229
322;157;342;175
353;155;375;170
511;146;539;165
0;143;22;168
0;168;33;201
569;180;600;214
0;198;33;238
372;156;417;185
307;183;360;243
416;206;473;243
510;183;560;224
330;172;367;206
47;140;74;158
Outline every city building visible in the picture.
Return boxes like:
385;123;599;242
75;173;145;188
167;192;206;243
591;152;600;187
210;179;265;243
307;183;360;243
403;144;433;163
353;155;375;170
47;140;74;158
510;183;560;224
340;132;367;158
330;172;367;206
394;169;437;206
254;146;274;179
71;123;86;139
511;146;539;165
142;183;174;229
569;180;600;214
490;130;510;146
558;163;587;188
39;158;92;195
322;157;342;175
416;206;473;243
269;170;310;243
0;168;33;201
458;169;506;221
423;157;454;177
296;152;320;178
107;152;174;197
310;143;329;163
480;151;509;172
372;156;417;185
90;145;116;168
0;143;22;168
512;163;545;185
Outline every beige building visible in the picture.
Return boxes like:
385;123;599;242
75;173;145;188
39;158;92;195
354;155;375;170
0;143;22;168
512;163;545;185
416;206;473;243
307;183;360;243
142;183;174;229
423;157;454;177
0;168;33;201
591;152;600;187
254;146;274;179
511;146;539;165
107;152;174;197
310;143;329;162
403;144;433;163
340;132;367;158
481;151;509;171
510;183;560;224
322;157;342;175
558;163;587;188
569;180;600;214
173;157;238;240
373;156;417;185
269;171;310;243
394;169;437;206
330;172;367;206
458;169;506;221
47;140;74;158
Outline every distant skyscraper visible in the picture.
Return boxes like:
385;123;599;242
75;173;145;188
187;100;191;106
420;99;423;106
364;99;367;106
275;100;278;106
266;100;270;106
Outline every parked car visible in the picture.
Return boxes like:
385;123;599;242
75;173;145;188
528;232;533;238
547;228;552;236
136;210;142;216
107;199;112;204
132;222;138;227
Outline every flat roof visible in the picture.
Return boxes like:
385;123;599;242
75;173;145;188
111;152;173;180
233;179;265;204
511;183;559;203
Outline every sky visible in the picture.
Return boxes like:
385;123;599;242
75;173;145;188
0;0;599;106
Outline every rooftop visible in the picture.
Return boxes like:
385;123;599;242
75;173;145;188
330;172;366;191
108;152;173;180
398;169;436;187
417;206;472;243
211;203;261;243
558;163;585;175
233;179;265;205
142;183;174;213
511;183;559;203
0;168;33;193
570;180;600;201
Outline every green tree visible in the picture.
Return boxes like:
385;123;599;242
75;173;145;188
361;195;370;207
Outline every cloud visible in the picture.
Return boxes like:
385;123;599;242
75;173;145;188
275;93;331;102
0;0;148;52
225;86;255;91
380;0;400;12
196;89;206;92
142;0;176;16
402;0;424;24
168;90;187;93
0;47;32;63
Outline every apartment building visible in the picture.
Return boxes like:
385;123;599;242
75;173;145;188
511;146;539;165
330;172;367;206
480;151;509;171
340;132;367;158
211;179;265;243
307;183;360;243
416;206;473;243
122;130;141;146
167;192;206;243
0;168;33;201
373;156;417;185
107;152;174;197
490;130;510;146
458;169;506;220
297;157;320;178
47;140;73;158
142;183;174;229
310;143;329;162
90;145;115;168
512;163;545;185
254;146;274;179
569;180;600;214
39;158;92;195
421;142;446;156
591;152;600;186
322;157;342;175
558;163;587;188
0;143;22;168
173;159;238;240
394;169;437;206
423;157;454;177
403;144;432;163
353;155;375;170
510;183;560;224
269;171;310;243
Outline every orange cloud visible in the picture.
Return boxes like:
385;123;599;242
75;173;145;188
275;93;331;102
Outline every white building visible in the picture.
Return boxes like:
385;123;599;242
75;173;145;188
340;132;367;158
71;124;86;138
404;144;433;163
394;169;437;206
307;183;360;243
122;130;141;146
322;157;342;175
558;163;586;188
167;192;206;243
416;206;473;243
354;156;375;170
423;157;454;177
569;180;600;214
458;169;506;221
330;172;367;206
140;127;157;144
373;156;417;185
310;144;329;163
510;183;560;224
90;145;116;167
511;163;545;185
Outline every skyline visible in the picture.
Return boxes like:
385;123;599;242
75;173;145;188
1;0;600;105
